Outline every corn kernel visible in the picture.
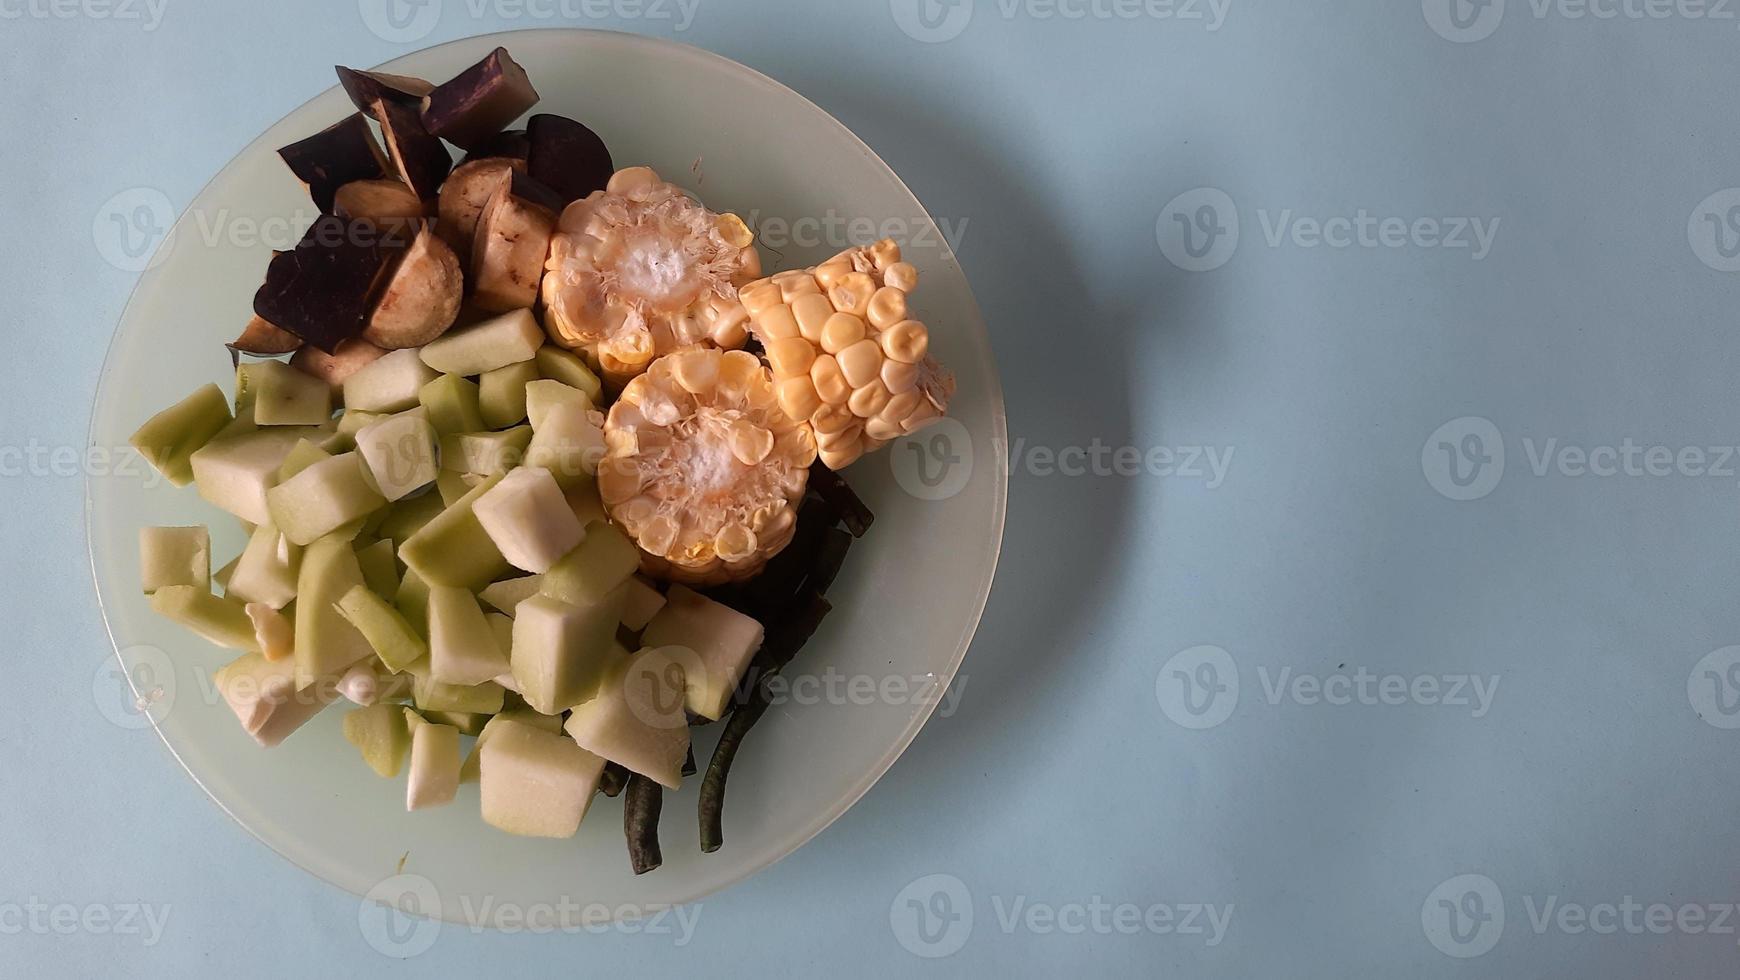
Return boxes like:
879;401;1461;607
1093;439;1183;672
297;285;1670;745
865;416;904;442
816;421;862;452
881;357;919;394
754;303;800;340
881;319;929;364
814;260;851;290
766;337;817;379
837;339;884;389
777;376;822;421
829;272;876;318
811;404;855;435
870;239;902;272
885;261;920;292
716;213;755;248
867;286;909;330
670;349;719;394
741;281;783;315
792;293;835;341
810;355;850;403
848;380;893;419
820;312;867;355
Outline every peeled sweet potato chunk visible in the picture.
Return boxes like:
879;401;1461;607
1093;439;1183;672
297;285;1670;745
469;175;555;313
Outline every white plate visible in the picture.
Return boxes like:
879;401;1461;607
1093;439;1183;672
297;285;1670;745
87;29;1005;922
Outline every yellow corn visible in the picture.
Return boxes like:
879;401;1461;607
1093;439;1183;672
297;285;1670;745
541;167;763;387
600;349;813;585
746;239;953;469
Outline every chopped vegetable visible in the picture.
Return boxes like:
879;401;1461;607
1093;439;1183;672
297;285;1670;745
344;702;411;777
129;384;234;487
150;585;258;651
743;239;953;469
542;167;758;384
479;720;604;839
253;215;409;353
276;113;389;213
421;47;540;151
623;774;664;875
525;113;613;206
598;349;813;584
140;526;210;594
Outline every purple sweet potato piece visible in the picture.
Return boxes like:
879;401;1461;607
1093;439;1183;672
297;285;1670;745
335;66;433;112
459;128;530;165
526;114;613;206
506;169;567;217
277;114;390;213
228;315;303;356
252;215;411;353
370;97;453;201
421;47;539;151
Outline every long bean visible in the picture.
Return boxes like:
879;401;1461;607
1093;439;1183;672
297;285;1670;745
599;761;628;798
698;677;773;853
808;463;874;537
623;774;664;875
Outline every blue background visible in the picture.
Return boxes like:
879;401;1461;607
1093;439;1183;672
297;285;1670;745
8;0;1740;975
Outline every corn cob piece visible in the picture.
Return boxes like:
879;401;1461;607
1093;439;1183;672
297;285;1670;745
598;349;813;585
742;239;953;470
541;167;762;387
